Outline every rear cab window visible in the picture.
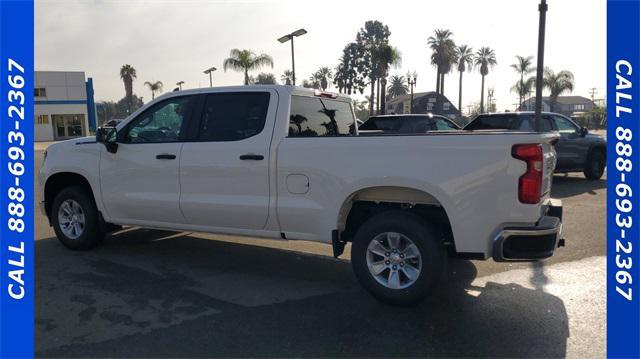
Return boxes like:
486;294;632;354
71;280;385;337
288;96;355;137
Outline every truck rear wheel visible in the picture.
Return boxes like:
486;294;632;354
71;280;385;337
351;211;446;305
584;149;605;180
51;185;105;250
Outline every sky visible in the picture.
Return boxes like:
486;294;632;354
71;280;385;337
35;0;606;113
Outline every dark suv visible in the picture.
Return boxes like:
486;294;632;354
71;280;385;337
464;112;606;180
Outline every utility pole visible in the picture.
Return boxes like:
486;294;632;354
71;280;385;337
589;87;597;102
533;0;548;132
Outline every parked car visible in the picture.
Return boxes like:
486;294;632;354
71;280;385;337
359;113;460;134
464;112;606;180
39;86;562;305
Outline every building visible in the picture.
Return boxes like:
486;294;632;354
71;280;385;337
34;71;97;142
385;91;460;118
517;96;597;118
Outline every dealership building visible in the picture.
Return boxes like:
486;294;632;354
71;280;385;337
34;71;97;142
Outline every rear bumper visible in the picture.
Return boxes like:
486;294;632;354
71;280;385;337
493;199;564;262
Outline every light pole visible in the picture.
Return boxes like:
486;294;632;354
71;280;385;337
278;28;307;86
533;0;547;131
406;71;417;114
176;81;184;91
203;66;217;87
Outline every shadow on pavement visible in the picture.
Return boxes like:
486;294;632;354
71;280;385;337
36;229;568;358
551;174;606;198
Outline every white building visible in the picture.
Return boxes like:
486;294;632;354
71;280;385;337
34;71;97;142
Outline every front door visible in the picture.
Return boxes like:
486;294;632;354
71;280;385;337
179;90;275;230
550;114;589;170
100;95;196;224
52;114;85;140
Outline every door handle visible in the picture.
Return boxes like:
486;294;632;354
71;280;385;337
239;154;264;161
156;153;176;160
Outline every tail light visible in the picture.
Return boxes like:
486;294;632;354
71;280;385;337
512;144;543;204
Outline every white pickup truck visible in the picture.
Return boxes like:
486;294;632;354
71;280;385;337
38;86;563;304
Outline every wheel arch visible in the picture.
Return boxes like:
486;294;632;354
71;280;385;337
44;172;96;220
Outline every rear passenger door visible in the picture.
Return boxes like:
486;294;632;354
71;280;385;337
179;90;276;230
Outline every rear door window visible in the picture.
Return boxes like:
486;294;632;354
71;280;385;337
197;92;270;142
288;96;355;137
465;114;524;130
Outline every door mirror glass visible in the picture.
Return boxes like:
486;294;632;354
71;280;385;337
580;126;589;136
96;126;118;153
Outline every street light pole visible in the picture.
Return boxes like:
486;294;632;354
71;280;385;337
176;81;184;91
533;0;548;132
278;28;307;86
407;71;417;114
203;66;217;87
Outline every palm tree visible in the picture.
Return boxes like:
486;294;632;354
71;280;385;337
375;45;401;114
387;75;409;98
511;55;536;107
428;29;457;112
511;77;536;110
314;67;333;91
119;64;137;112
474;47;497;113
281;70;294;85
543;68;574;112
144;80;163;100
455;45;473;117
223;49;274;85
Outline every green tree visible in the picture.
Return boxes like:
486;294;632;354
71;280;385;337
223;49;274;85
510;55;536;107
119;64;137;112
387;75;409;98
455;44;473;117
375;45;401;114
281;70;294;85
543;67;574;112
428;29;457;112
312;67;333;91
511;76;536;110
334;42;367;95
255;73;277;85
144;80;163;100
357;20;391;115
474;46;497;113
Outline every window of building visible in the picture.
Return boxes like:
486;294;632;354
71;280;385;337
198;92;270;141
288;96;355;137
443;102;450;111
426;103;434;111
34;88;46;97
35;114;49;125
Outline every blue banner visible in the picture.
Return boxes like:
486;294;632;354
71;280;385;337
0;0;34;357
607;0;640;357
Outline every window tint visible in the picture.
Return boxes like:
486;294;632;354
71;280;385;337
359;117;402;131
288;96;355;137
434;117;458;130
552;115;578;133
125;96;194;143
400;117;432;133
198;92;270;141
465;114;525;130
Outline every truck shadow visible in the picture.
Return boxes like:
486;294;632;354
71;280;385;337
36;229;568;358
551;174;606;198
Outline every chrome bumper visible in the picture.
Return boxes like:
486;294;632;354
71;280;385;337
493;199;564;262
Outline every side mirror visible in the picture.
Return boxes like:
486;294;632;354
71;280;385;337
579;126;589;137
96;126;118;153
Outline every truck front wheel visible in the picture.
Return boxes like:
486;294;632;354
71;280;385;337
351;211;446;305
51;185;105;250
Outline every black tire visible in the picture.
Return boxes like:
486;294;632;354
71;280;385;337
51;185;105;250
584;149;605;180
351;211;446;305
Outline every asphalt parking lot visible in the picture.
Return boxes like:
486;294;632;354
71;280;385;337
34;147;606;358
